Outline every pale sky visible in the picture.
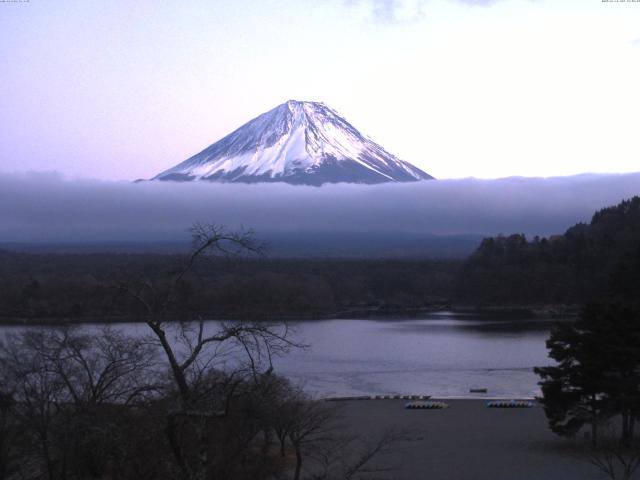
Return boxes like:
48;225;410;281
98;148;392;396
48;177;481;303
1;0;639;181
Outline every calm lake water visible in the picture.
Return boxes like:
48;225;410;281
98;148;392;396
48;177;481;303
274;313;555;399
1;312;557;399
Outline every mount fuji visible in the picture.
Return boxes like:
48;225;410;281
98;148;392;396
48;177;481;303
152;100;433;185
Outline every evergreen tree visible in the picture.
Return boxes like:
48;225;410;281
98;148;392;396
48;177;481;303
535;303;640;445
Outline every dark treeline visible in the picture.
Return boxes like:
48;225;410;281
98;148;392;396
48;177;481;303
458;196;640;306
0;253;460;323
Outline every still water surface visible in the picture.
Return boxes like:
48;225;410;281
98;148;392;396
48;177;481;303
1;312;557;399
274;313;555;399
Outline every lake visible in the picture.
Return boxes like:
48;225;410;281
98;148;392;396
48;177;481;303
274;313;555;399
0;312;558;399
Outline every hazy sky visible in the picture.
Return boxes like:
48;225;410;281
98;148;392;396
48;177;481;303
1;0;640;180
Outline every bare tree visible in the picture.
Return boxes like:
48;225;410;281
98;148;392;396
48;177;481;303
1;330;72;480
309;429;402;480
585;425;640;480
287;398;340;480
117;224;304;479
0;390;19;480
0;327;160;480
43;327;159;406
276;386;402;480
2;327;159;407
118;224;300;406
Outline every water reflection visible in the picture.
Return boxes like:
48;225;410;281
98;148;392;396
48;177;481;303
382;319;562;334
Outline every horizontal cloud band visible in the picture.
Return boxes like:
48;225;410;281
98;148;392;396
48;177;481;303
0;172;639;242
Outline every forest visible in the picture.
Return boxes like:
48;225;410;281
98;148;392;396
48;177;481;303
458;196;640;306
0;196;639;324
0;253;459;323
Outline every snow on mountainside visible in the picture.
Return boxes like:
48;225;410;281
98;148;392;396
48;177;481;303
152;100;433;185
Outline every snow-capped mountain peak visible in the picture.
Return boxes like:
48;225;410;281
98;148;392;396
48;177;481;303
152;100;433;185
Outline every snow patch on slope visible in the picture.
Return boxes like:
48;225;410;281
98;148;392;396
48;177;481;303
153;100;433;185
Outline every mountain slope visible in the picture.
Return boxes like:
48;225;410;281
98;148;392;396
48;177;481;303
153;100;433;185
457;196;640;305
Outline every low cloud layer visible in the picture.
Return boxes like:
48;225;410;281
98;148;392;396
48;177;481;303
0;172;639;243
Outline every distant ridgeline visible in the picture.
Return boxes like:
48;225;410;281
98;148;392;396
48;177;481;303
457;196;640;305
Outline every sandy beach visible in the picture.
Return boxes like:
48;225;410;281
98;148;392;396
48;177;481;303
336;399;602;480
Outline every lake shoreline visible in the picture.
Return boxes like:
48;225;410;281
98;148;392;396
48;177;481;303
0;303;580;326
3;316;554;402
